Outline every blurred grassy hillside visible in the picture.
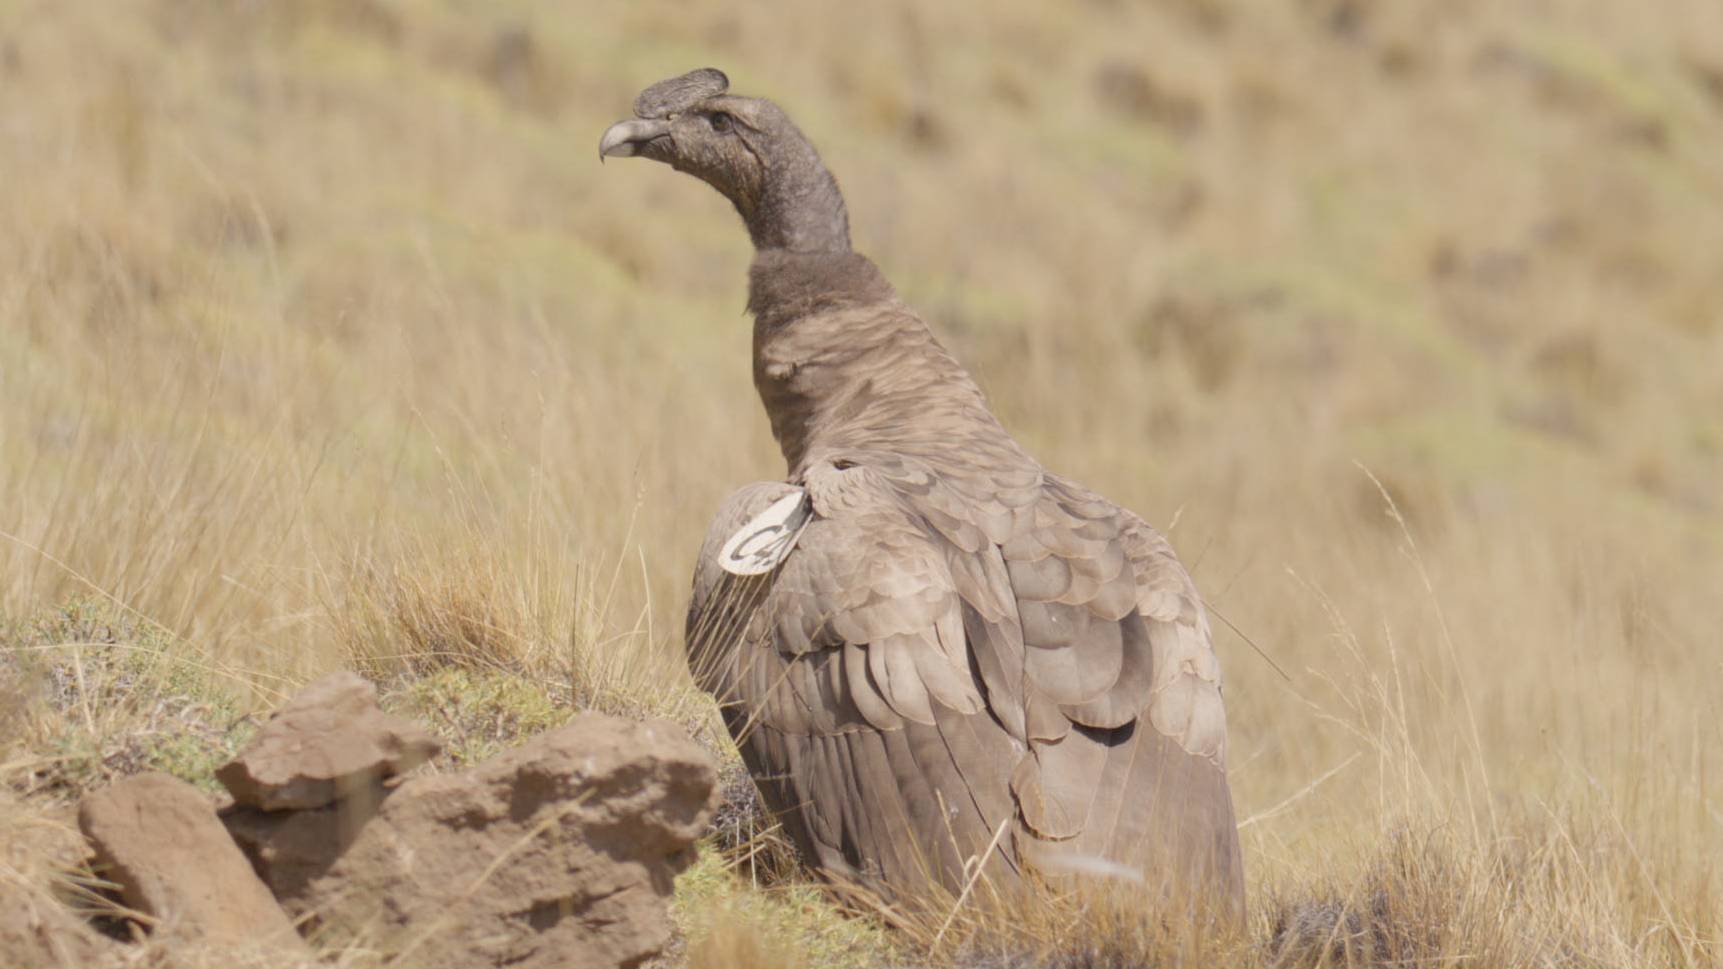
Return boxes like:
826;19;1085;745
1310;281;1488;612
2;0;1721;965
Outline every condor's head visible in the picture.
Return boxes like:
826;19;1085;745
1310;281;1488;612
600;68;851;254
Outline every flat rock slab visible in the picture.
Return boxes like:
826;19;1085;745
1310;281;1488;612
77;772;306;954
296;713;718;969
217;670;441;811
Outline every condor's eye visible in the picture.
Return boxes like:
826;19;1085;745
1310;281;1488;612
708;112;733;133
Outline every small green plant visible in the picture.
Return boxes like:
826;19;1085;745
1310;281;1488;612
387;666;573;765
0;597;252;798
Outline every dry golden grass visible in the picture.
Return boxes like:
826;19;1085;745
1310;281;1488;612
3;0;1720;965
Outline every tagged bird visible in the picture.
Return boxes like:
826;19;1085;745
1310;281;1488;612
601;69;1244;917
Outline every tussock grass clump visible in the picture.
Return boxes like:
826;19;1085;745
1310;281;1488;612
1259;809;1720;968
673;846;902;969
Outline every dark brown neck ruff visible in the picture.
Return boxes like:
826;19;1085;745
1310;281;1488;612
747;250;1023;476
747;249;893;330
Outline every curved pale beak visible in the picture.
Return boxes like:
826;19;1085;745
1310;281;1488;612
598;118;671;161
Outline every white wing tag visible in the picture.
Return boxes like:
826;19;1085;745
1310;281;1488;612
719;489;812;576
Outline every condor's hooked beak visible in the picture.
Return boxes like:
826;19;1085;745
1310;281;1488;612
598;118;671;161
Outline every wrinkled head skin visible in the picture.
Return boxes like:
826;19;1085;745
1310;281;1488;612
600;69;851;254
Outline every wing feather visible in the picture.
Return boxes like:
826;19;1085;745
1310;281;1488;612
870;634;938;725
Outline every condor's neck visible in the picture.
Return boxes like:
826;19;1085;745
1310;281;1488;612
747;249;1023;476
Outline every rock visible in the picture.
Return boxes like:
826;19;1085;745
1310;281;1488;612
221;795;380;907
296;713;718;969
216;671;441;811
77;772;306;953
